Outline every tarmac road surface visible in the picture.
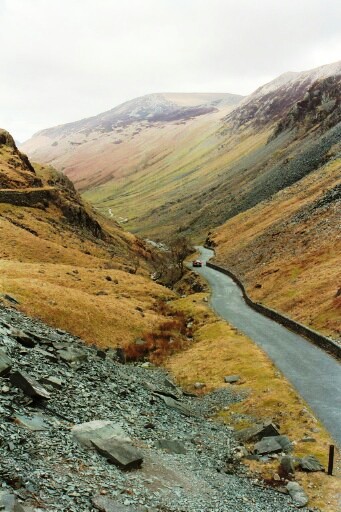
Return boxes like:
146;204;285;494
194;246;341;446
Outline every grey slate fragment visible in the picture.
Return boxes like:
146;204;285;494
10;328;36;348
299;454;324;472
236;422;280;442
0;490;26;511
14;413;49;431
10;370;51;399
158;394;194;417
58;347;88;363
92;495;146;511
254;437;282;455
286;481;309;508
224;375;240;384
33;347;58;362
255;435;292;455
156;439;187;454
91;438;143;469
0;349;12;376
41;375;63;389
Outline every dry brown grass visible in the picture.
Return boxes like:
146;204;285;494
0;193;174;348
165;293;340;511
124;308;188;363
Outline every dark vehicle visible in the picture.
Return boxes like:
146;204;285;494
192;260;203;267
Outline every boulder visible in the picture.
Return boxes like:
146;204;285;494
91;438;143;469
299;454;324;472
286;481;309;508
2;294;20;304
72;420;130;448
255;435;292;455
254;437;282;455
236;422;280;442
194;382;206;390
0;349;12;376
10;370;51;399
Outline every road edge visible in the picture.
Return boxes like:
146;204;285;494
205;260;341;361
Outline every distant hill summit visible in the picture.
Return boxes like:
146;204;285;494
21;92;243;194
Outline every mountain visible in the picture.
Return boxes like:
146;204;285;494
21;92;243;192
0;128;176;347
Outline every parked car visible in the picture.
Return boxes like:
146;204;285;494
192;260;203;267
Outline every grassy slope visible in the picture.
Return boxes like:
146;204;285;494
0;132;174;347
210;156;341;340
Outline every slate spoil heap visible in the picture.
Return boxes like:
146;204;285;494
0;305;316;512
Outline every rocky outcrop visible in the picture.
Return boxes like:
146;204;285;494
0;129;42;189
272;75;341;139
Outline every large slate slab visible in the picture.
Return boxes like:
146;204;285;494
299;454;324;472
254;437;282;455
0;349;12;376
236;422;280;442
57;346;88;363
91;438;143;469
286;482;309;508
255;435;292;455
72;420;130;448
10;370;51;399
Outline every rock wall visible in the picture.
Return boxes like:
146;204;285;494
0;188;52;207
206;261;341;360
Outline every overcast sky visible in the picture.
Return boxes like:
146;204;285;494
1;0;340;141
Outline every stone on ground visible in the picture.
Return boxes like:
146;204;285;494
10;370;51;399
91;438;143;469
286;481;309;508
72;420;130;448
0;349;12;376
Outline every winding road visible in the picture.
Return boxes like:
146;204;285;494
195;247;341;446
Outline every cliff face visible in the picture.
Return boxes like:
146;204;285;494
272;75;341;138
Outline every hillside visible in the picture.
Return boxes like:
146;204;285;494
0;128;176;347
21;62;340;241
21;92;242;194
208;155;340;341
